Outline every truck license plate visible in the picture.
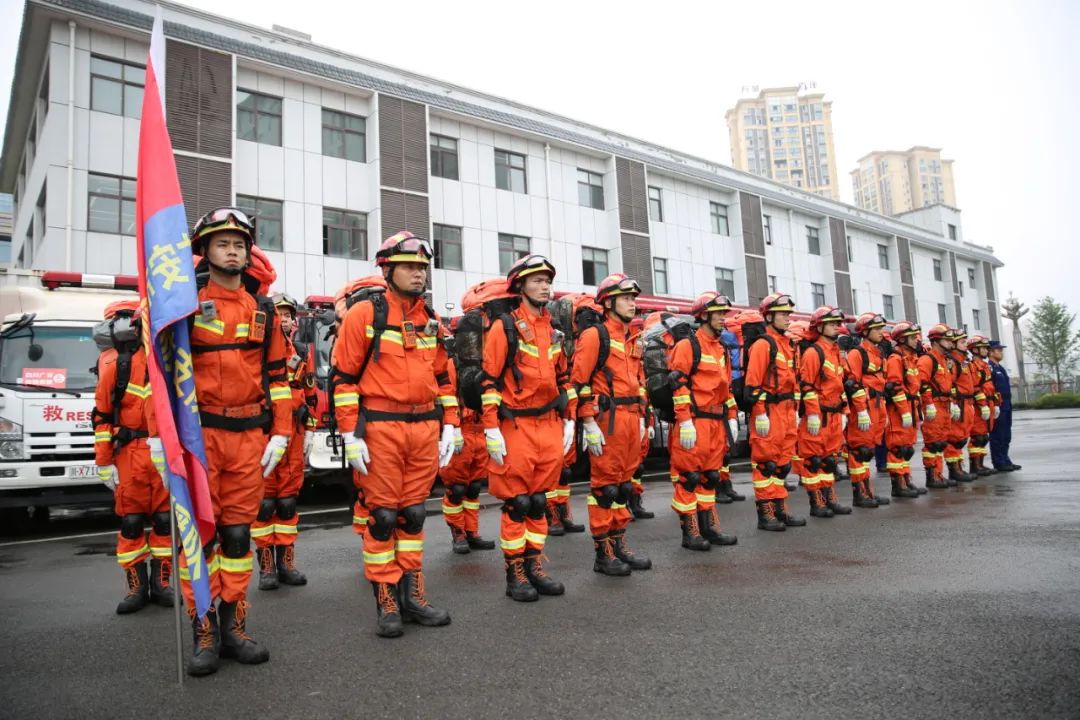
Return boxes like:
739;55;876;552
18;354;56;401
68;465;97;479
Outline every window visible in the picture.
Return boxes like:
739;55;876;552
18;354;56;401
878;243;889;269
576;169;604;210
235;195;283;251
768;275;777;293
581;247;608;286
967;267;976;287
972;309;981;328
883;294;895;319
432;223;462;270
90;56;144;118
430;135;459;181
648;186;663;222
762;214;772;245
87;174;135;234
710;202;729;235
959;282;965;298
237;90;282;145
811;282;825;307
497;233;530;273
653;258;668;295
937;303;947;323
948;224;957;240
494;149;527;193
807;226;820;255
933;258;943;281
715;267;735;298
321;208;368;259
322;109;366;162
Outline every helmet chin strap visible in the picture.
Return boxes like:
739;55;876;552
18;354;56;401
522;291;546;310
208;260;244;277
386;267;425;298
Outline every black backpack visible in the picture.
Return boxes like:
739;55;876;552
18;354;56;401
90;312;147;448
735;321;778;412
642;314;697;423
455;294;521;412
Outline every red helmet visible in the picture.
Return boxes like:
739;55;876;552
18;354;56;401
927;323;951;342
854;312;887;336
690;291;732;320
595;273;641;306
104;299;140;320
759;292;795;315
191;207;255;257
246;245;277;295
891;321;921;340
968;334;989;348
809;305;845;332
506;254;556;291
374;231;432;268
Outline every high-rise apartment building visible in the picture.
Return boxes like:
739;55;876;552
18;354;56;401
851;147;956;215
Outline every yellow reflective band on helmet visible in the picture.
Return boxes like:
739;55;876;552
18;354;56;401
363;549;395;565
383;253;430;265
219;555;254;573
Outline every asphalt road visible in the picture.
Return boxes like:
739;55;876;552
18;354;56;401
1;410;1078;720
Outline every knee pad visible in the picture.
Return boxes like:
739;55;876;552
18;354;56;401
447;483;466;504
680;471;702;492
756;461;778;478
932;441;948;453
902;446;916;461
592;485;619;509
806;456;823;473
369;507;398;541
218;524;250;558
119;513;147;540
502;494;531;522
398;504;426;534
776;463;792;480
528;492;548;519
616;482;632;505
950;439;968;450
256;498;276;522
275;496;298;520
702;470;721;489
822;456;838;474
466;480;484;499
973;434;989;447
560;467;573;485
151;511;171;536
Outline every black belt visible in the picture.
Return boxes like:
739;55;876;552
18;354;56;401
361;408;442;423
598;395;642;433
500;396;564;420
820;402;845;416
200;409;271;432
114;427;149;450
761;392;795;404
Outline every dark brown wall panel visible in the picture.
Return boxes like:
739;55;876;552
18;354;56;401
829;218;848;273
166;40;232;158
616;158;649;233
902;285;918;322
896;236;914;285
981;262;997;302
739;192;765;256
834;272;853;314
620;232;653;295
380;190;429;245
745;255;769;307
948;251;960;295
379;96;428;193
987;300;1001;338
175;155;231;229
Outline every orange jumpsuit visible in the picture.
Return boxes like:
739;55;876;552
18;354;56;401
968;355;995;464
745;326;798;500
668;327;737;515
946;350;984;466
480;305;574;558
917;347;956;478
571;316;646;536
796;337;851;492
884;346;920;481
333;294;458;585
167;281;292;607
845;343;887;485
253;335;318;549
94;346;170;569
440;408;488;537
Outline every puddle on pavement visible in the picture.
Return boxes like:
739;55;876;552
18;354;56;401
75;541;115;557
0;553;26;569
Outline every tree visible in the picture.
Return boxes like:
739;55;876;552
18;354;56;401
1026;297;1080;389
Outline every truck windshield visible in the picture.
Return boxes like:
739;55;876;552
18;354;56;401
0;326;100;391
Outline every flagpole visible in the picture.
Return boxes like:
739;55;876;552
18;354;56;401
169;492;184;684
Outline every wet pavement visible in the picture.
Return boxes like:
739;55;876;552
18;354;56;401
1;410;1078;719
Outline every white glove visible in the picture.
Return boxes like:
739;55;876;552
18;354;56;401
950;402;961;421
647;423;656;440
261;434;290;477
980;405;991;422
452;427;464;453
857;410;871;432
147;437;168;488
639;418;646;441
994;405;1001;420
342;431;370;475
582;419;605;456
842;413;849;431
806;414;821;436
728;418;738;441
303;431;314;457
678;420;697;450
925;404;938;421
438;424;456;468
562;419;575;455
97;464;119;492
902;412;913;429
754;413;770;437
485;427;507;465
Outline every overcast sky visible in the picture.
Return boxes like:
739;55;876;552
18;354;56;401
1;0;1077;327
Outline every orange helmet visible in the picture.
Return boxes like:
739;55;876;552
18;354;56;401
461;278;516;313
759;292;795;315
891;321;921;340
809;305;845;332
595;273;641;306
927;323;951;342
854;312;887;336
190;207;255;257
374;231;432;267
104;299;140;320
506;254;556;291
786;320;811;342
690;291;732;320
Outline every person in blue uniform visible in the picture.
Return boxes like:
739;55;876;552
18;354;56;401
988;340;1021;472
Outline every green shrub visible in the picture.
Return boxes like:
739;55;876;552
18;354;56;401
1032;392;1080;409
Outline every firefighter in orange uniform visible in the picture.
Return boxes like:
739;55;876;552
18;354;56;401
845;313;891;508
547;442;586;535
883;321;924;498
331;232;458;638
94;300;174;614
945;329;983;482
917;323;959;489
332;279;373;539
628;408;656;519
795;306;854;518
252;293;318;590
149;208;293;676
571;273;652;575
668;291;739;550
745;293;806;531
965;335;996;476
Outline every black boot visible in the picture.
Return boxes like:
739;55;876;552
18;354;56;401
926;466;949;489
466;531;495;551
628;492;656;519
908;473;929;494
275;545;307;586
399;570;451;627
720;478;746;502
891;474;919;499
116;563;150;614
371;582;404;637
712;485;733;505
218;600;270;664
524;549;565;595
546;504;565;537
186;607;220;677
775;498;806;526
698;506;738;545
852;480;879;508
948;462;973;484
557;503;585;533
257;546;278;591
505;555;540;602
449;526;471;553
807;488;834;518
974;456;993;477
149;557;175;607
592;535;632;576
822;484;852;515
680;512;711;551
866;478;890;505
756;500;786;532
610;528;652;570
